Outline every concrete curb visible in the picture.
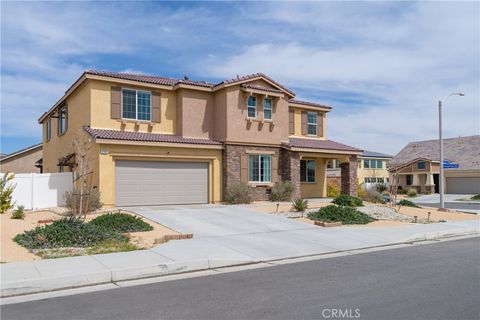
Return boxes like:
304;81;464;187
2;227;478;298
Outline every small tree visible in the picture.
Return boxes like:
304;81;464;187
0;172;16;213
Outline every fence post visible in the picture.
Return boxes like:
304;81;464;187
31;173;35;210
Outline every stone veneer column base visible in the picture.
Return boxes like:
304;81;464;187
340;155;358;196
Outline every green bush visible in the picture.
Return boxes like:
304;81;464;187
270;180;295;202
397;188;408;195
332;194;363;207
397;199;420;208
471;194;480;200
225;182;254;204
11;205;25;219
64;188;103;214
89;212;153;233
407;188;417;197
360;189;385;204
0;172;16;213
14;218;127;249
308;205;375;225
292;198;308;212
327;181;340;197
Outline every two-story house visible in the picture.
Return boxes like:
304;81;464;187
39;70;361;207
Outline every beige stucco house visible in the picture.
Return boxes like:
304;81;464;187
388;136;480;194
0;143;43;173
39;70;361;207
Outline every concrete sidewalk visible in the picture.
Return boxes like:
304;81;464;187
1;220;479;297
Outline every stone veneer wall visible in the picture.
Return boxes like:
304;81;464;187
279;148;301;199
340;155;358;196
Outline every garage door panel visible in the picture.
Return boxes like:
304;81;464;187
115;161;208;206
446;177;480;194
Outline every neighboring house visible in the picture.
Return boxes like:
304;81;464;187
327;150;392;188
0;143;43;173
388;135;480;194
38;70;361;207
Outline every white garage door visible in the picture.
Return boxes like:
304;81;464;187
446;177;480;194
115;160;208;206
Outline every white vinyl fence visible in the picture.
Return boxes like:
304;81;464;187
4;172;72;210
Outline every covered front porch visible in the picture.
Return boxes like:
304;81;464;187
281;138;362;199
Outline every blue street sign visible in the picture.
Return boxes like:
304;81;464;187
443;164;459;169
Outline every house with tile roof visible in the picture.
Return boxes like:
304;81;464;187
38;70;361;206
388;135;480;194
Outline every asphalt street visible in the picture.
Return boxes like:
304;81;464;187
2;238;479;320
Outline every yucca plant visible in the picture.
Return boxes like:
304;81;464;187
292;198;308;217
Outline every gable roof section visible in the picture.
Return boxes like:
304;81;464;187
84;127;222;146
213;73;295;97
388;135;480;170
288;99;332;110
289;138;362;153
0;143;42;162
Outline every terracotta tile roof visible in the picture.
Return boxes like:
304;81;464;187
241;84;284;94
84;127;222;145
289;138;361;152
289;99;332;110
215;73;295;96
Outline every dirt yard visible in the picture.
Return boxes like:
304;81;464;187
0;210;179;263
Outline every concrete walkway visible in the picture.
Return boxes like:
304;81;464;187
1;206;479;297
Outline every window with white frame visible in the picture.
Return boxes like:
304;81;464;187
248;154;271;182
46;118;51;141
300;159;316;183
247;96;257;118
307;112;317;135
376;160;383;168
122;89;151;121
263;98;272;120
58;106;67;135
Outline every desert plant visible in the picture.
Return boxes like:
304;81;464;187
270;180;295;202
64;188;103;215
85;239;141;255
407;188;417;197
11;205;25;219
471;194;480;200
397;199;420;208
307;205;375;225
224;182;254;204
357;182;367;198
397;188;408;195
375;183;387;193
332;194;363;207
292;197;308;214
327;181;340;197
360;189;385;204
0;172;16;213
89;212;153;233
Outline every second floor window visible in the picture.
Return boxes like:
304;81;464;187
307;112;317;135
417;161;426;169
263;98;272;120
247;96;257;118
122;89;151;121
58;106;67;135
46;118;51;141
249;154;271;182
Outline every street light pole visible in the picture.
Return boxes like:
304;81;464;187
438;93;464;210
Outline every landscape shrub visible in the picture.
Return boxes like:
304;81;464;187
14;217;128;249
224;182;254;204
270;180;295;202
89;212;153;233
375;183;387;193
357;182;367;198
11;205;25;219
292;198;308;213
360;189;385;204
397;199;420;208
327;181;340;198
471;194;480;200
85;239;140;255
332;194;363;207
397;188;408;195
0;172;16;213
64;188;103;215
407;188;417;197
307;205;375;225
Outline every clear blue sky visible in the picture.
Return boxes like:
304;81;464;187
1;1;479;154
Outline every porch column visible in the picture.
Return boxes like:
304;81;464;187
340;155;358;196
279;149;301;199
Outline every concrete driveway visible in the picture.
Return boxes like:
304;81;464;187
124;205;317;237
410;194;480;214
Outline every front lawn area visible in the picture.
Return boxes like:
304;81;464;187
307;205;376;225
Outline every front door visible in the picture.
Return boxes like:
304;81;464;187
433;174;439;193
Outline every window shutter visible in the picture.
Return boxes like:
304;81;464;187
272;155;279;183
111;87;121;119
301;111;307;135
240;153;248;183
289;110;295;134
151;92;161;122
317;112;323;137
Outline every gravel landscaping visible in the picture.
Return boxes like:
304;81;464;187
357;205;412;222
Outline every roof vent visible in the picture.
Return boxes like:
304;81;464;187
236;74;240;79
184;75;189;80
